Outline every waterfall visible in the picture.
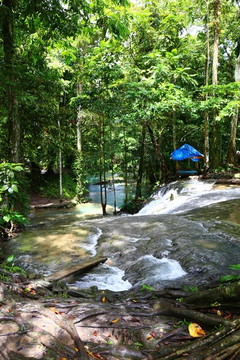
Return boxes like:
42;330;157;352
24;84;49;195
138;178;240;215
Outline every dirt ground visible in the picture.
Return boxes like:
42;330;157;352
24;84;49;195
0;279;181;360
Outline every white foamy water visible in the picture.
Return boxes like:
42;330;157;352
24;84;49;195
131;255;187;286
138;179;240;215
81;227;102;256
71;264;132;291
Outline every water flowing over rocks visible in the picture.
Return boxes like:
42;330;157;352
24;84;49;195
2;179;240;359
75;210;240;290
5;179;240;291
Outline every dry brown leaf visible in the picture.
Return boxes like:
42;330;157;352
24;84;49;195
146;335;153;340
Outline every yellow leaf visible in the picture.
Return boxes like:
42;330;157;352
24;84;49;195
49;307;59;314
188;323;206;338
217;310;222;316
101;296;107;303
110;318;120;324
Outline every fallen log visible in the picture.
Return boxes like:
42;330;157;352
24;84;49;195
215;178;240;185
45;256;107;282
30;201;75;210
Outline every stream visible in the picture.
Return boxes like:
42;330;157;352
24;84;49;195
6;179;240;292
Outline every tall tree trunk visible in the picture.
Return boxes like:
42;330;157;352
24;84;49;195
99;115;108;216
172;112;179;172
109;120;117;214
227;54;240;165
123;127;129;202
2;0;20;162
204;2;210;172
57;117;63;202
211;0;221;168
147;124;168;184
76;83;82;153
75;83;86;202
135;124;146;201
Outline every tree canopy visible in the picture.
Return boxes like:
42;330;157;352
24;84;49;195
0;0;240;203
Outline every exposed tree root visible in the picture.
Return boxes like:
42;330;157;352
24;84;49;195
1;279;240;359
183;281;240;307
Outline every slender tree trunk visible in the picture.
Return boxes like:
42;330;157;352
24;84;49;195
99;115;107;216
147;124;168;183
227;54;240;165
123;127;129;202
109;121;117;214
75;82;86;202
204;2;210;172
2;0;20;162
76;83;82;153
58;117;63;202
172;112;179;172
211;0;221;168
135;124;146;201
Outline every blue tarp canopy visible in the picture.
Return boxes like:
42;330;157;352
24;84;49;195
170;144;203;162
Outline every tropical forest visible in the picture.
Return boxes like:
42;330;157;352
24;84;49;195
1;0;240;359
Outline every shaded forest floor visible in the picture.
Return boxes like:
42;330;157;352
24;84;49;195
1;273;240;360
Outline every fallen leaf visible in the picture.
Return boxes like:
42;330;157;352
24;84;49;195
188;323;206;337
24;287;31;292
217;310;222;316
101;297;107;303
49;307;59;315
93;330;98;336
86;350;105;359
146;335;153;340
150;331;157;338
110;318;120;324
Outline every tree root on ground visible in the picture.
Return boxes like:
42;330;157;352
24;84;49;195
1;279;240;359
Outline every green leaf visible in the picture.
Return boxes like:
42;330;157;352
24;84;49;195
3;215;11;222
229;264;240;271
11;184;18;192
219;274;240;282
6;255;14;263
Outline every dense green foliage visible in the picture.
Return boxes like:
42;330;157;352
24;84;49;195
0;163;28;236
0;0;239;210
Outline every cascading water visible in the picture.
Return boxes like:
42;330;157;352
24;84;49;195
6;178;240;292
138;178;240;215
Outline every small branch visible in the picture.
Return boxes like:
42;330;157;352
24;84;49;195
0;329;28;337
75;325;151;330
